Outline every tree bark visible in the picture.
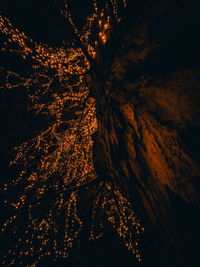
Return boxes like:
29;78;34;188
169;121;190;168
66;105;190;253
93;1;200;265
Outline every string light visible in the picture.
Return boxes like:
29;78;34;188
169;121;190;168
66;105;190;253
0;1;144;265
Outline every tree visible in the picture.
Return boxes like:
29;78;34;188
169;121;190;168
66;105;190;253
0;0;200;266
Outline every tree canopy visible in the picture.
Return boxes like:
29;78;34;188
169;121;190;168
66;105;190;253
0;1;200;266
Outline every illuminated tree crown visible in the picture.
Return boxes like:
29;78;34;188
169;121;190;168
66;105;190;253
1;0;200;266
0;1;145;265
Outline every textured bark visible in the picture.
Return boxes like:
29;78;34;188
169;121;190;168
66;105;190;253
93;1;200;265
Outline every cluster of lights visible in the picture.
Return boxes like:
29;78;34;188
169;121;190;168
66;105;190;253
0;12;97;265
98;13;111;44
106;189;144;261
89;183;144;261
0;0;144;265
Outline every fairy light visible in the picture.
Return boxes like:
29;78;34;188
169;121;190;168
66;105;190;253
89;183;144;261
0;13;97;265
0;0;144;265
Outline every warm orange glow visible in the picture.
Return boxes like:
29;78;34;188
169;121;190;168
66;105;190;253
0;1;145;266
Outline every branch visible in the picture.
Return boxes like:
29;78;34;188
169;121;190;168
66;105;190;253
60;0;96;68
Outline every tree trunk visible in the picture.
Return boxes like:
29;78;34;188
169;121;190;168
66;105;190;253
93;1;200;265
